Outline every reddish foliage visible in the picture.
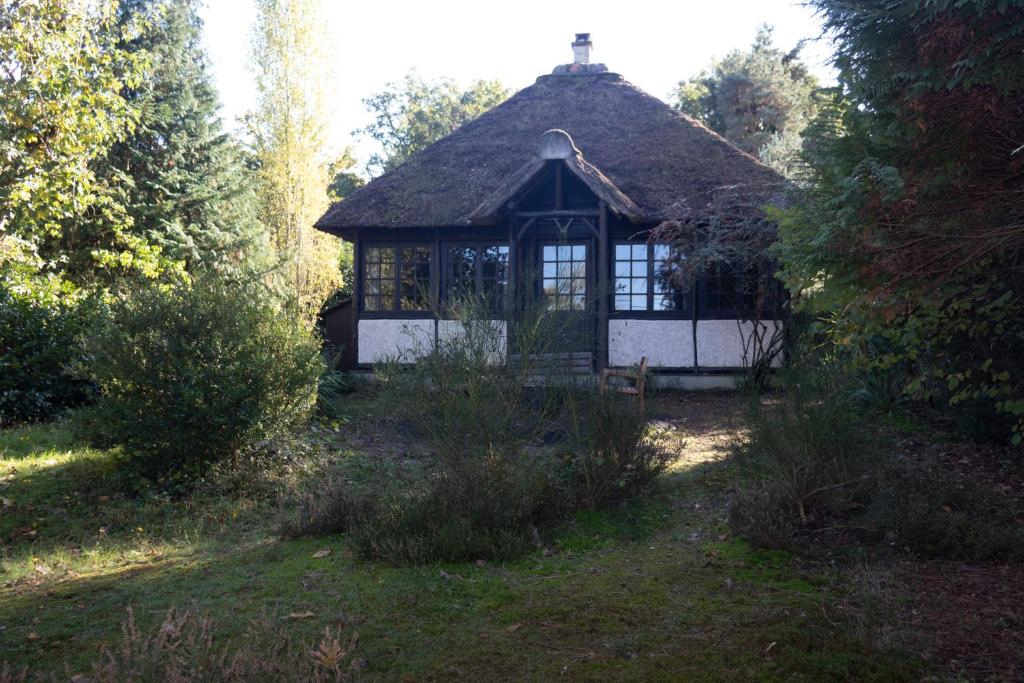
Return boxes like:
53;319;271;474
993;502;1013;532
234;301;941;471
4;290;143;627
856;10;1024;291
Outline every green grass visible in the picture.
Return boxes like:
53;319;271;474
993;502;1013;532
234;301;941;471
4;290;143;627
0;403;928;681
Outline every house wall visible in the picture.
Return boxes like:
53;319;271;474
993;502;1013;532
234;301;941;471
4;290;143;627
610;318;783;369
695;320;784;369
358;317;782;369
357;319;508;365
357;319;435;364
437;320;507;363
609;320;695;368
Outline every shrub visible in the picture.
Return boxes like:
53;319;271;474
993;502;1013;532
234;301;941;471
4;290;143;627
285;293;676;564
566;393;679;508
282;449;561;565
732;366;880;528
727;364;883;548
871;467;1024;561
0;285;94;425
74;274;323;485
727;481;799;549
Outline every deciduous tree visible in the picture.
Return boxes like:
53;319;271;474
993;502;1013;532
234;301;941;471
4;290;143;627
249;0;340;324
359;72;507;176
0;0;164;290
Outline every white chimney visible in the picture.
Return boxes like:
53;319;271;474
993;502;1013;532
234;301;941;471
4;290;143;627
572;33;592;65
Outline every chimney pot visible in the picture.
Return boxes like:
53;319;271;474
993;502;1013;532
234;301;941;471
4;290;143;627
572;33;592;65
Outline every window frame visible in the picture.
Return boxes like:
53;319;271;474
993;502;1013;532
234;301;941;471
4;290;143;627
610;241;691;317
441;241;510;316
359;242;434;317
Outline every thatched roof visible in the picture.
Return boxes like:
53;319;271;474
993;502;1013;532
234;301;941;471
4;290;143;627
315;72;785;236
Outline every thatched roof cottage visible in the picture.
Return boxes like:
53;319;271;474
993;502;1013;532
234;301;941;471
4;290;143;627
316;34;785;384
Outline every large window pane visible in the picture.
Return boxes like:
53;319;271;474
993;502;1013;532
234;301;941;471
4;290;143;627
400;246;431;311
701;265;736;314
613;242;689;313
443;243;508;314
481;245;509;312
363;246;396;312
542;242;587;311
613;243;648;311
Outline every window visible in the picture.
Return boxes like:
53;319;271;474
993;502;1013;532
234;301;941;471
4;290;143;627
613;242;688;312
399;246;431;311
443;243;509;312
363;246;395;312
362;245;431;313
542;244;587;311
700;264;738;315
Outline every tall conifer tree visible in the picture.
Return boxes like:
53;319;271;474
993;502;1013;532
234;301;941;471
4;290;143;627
100;0;266;274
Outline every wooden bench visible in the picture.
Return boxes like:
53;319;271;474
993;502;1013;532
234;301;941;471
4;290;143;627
599;356;649;411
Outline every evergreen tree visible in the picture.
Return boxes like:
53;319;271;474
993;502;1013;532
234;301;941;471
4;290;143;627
674;25;819;174
100;0;267;274
774;2;1024;443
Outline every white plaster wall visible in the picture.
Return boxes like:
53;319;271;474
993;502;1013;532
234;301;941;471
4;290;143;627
437;320;507;362
357;319;435;364
696;320;784;369
608;320;695;368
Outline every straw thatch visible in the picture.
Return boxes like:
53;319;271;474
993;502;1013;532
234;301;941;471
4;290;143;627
315;72;784;235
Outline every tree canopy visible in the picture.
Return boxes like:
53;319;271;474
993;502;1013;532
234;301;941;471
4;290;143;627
359;72;508;176
99;0;267;276
674;25;819;175
249;0;341;324
774;1;1024;443
0;0;162;292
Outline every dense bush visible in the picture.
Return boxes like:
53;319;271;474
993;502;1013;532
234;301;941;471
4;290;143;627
730;367;879;540
74;275;323;484
871;468;1024;561
566;394;678;508
284;449;561;564
0;286;94;425
284;294;675;564
729;362;1024;558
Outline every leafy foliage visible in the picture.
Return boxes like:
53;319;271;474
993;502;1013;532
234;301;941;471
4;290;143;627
0;0;170;289
0;285;95;425
74;274;323;484
250;0;341;325
674;25;819;173
359;71;508;175
773;1;1024;444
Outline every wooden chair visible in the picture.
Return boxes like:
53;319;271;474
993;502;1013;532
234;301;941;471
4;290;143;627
599;356;649;411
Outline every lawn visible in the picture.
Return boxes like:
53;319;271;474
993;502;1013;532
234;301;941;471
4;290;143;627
0;391;1014;680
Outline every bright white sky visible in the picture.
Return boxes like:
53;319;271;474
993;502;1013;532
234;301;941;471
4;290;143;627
199;0;835;171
